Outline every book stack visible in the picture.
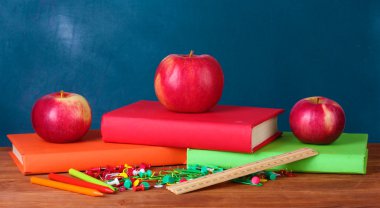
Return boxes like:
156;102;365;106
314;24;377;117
101;100;368;175
8;100;368;175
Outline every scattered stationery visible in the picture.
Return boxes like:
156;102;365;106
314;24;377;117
167;148;318;194
80;162;293;193
101;100;284;153
7;130;186;175
48;173;114;194
187;132;368;174
30;177;103;197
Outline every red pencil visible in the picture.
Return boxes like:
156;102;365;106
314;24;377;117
48;173;115;194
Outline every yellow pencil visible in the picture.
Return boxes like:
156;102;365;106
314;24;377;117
30;177;103;197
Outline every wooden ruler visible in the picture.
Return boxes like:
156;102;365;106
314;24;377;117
167;147;318;195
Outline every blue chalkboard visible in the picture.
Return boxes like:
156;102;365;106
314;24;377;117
1;0;379;146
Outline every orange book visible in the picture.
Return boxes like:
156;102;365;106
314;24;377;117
7;130;186;175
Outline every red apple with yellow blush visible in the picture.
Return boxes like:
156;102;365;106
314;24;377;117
31;90;92;143
154;50;224;113
289;96;345;144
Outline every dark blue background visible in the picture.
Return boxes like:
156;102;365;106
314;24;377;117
1;0;379;146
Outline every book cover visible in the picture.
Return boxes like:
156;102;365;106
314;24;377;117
187;132;368;174
101;100;284;153
7;130;186;175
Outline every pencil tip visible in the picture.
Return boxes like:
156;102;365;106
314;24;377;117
94;191;104;196
104;188;115;194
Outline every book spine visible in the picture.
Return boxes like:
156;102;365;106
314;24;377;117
101;114;253;153
186;149;367;174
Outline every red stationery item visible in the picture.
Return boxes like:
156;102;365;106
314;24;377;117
101;100;284;153
48;173;114;194
7;130;186;175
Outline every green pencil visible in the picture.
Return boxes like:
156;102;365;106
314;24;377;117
68;168;117;191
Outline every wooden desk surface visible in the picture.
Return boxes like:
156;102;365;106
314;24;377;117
1;145;379;208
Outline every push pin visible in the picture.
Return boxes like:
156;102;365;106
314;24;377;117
132;169;139;176
139;163;151;170
278;169;296;177
200;166;208;174
115;165;124;172
118;186;127;192
259;179;268;183
179;178;187;183
105;173;120;180
139;171;146;178
84;170;95;177
265;171;278;180
85;169;100;178
127;168;134;177
118;172;129;178
124;179;132;189
132;184;145;192
107;178;120;186
146;170;153;177
286;170;296;177
140;182;150;190
133;179;141;187
251;176;260;185
162;175;175;184
188;164;200;170
88;167;101;172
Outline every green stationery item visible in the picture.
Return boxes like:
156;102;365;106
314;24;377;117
68;168;117;191
187;132;368;174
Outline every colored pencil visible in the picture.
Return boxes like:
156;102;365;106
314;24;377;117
48;173;114;194
68;168;117;191
30;177;103;197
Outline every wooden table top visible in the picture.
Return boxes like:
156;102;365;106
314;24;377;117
1;145;379;208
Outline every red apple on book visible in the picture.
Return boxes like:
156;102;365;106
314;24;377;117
31;91;92;143
154;50;224;113
289;96;345;144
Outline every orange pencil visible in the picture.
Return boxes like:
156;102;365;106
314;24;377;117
30;177;103;197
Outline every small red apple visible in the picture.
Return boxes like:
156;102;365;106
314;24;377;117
289;96;345;144
31;90;92;143
154;50;224;113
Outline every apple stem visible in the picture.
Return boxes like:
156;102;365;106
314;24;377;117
189;50;194;58
60;90;64;98
316;97;320;104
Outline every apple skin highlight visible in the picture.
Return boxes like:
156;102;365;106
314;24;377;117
31;91;92;143
289;96;345;145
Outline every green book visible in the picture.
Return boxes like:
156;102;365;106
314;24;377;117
187;132;368;174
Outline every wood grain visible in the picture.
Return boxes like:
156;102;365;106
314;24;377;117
1;145;380;208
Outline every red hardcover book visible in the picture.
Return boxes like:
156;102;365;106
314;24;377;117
101;100;284;153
